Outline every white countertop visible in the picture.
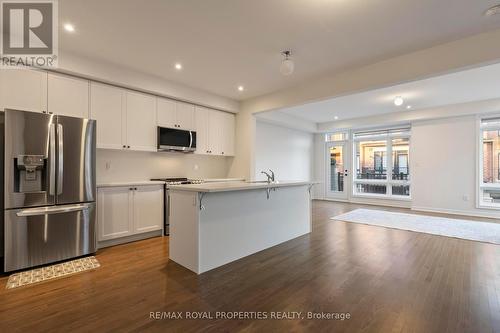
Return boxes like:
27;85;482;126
168;181;318;193
203;178;245;183
97;181;166;188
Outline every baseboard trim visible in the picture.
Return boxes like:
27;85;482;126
411;206;500;220
97;230;163;249
315;198;411;209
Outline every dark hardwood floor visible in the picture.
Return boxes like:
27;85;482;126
1;200;499;332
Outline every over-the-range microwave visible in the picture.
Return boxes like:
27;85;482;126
157;126;197;153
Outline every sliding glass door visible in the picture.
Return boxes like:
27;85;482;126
352;127;411;199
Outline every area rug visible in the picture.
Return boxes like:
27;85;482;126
331;209;500;245
6;256;100;289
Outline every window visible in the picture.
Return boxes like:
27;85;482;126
325;131;348;142
479;117;500;207
353;127;411;198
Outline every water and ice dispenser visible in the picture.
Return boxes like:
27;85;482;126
14;155;47;193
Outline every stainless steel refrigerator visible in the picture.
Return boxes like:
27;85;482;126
1;109;96;272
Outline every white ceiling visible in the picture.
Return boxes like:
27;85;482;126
59;0;500;100
277;62;500;123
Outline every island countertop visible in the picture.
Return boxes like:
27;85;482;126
167;180;318;193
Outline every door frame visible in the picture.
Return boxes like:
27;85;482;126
325;140;351;200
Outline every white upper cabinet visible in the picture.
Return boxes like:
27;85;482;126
195;106;235;156
125;91;157;151
48;73;89;118
90;82;125;150
195;106;210;155
176;102;195;130
2;69;236;156
157;98;195;130
157;98;177;128
208;109;223;155
0;68;47;112
221;112;235;156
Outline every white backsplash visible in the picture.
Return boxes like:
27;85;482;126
96;149;232;183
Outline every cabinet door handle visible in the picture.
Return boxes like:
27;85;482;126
127;145;131;149
123;145;126;148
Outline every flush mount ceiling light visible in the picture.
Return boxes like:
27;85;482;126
238;86;244;92
334;116;339;120
63;23;75;32
406;105;412;109
485;4;500;16
394;96;404;106
280;51;294;76
174;63;182;70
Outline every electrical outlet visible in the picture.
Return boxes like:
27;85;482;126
105;162;111;170
462;195;469;202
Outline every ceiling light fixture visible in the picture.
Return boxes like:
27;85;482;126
334;116;339;120
485;4;500;16
238;86;244;92
406;105;412;109
280;51;294;76
64;23;75;32
394;96;404;106
174;63;182;70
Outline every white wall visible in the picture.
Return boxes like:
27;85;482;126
411;116;500;218
254;121;313;181
97;150;231;183
312;134;326;199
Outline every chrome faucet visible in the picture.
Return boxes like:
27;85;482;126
261;169;275;183
269;169;275;182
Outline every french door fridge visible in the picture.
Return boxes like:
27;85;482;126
1;109;96;272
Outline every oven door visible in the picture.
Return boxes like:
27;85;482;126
4;203;96;272
157;127;196;152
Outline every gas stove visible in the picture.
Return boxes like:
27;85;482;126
150;177;204;185
150;177;204;236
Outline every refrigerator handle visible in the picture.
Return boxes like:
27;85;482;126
49;124;56;195
57;124;64;195
16;203;90;217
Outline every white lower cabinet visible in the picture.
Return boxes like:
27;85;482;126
133;185;164;233
97;185;163;243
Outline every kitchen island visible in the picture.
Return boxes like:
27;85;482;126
168;181;316;274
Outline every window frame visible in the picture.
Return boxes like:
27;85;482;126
477;116;500;209
352;127;411;200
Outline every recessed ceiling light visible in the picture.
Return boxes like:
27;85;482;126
334;116;339;120
406;105;412;109
238;86;244;92
64;23;75;32
394;96;404;106
174;63;182;70
485;5;500;16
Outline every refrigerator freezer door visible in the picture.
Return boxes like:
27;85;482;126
55;116;96;205
4;109;56;209
4;202;96;272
